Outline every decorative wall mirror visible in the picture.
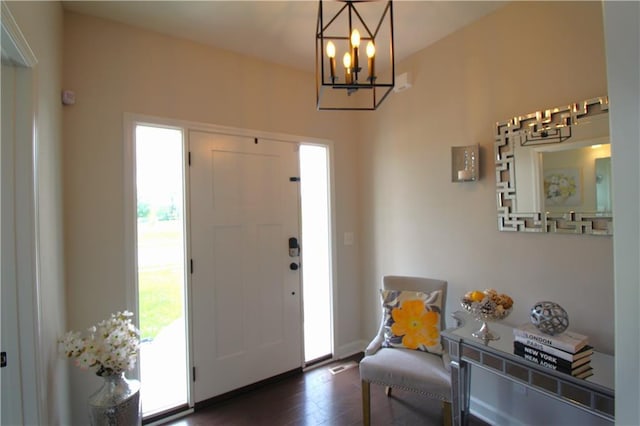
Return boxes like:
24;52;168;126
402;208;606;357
495;96;612;235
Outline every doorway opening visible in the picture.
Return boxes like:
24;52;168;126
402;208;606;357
299;144;333;364
134;124;189;417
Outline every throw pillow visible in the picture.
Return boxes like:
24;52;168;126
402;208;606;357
380;289;443;354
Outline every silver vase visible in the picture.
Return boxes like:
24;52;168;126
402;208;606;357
88;373;141;426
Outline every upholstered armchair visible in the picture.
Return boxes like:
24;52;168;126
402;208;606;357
359;275;452;426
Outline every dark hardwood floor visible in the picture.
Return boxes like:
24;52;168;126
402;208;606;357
164;354;489;426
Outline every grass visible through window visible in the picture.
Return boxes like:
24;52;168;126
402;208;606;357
139;268;183;341
137;220;184;341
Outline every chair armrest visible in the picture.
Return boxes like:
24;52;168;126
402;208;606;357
364;309;387;356
364;334;384;356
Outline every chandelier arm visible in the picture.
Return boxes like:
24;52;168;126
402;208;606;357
319;2;349;35
350;4;375;39
316;10;323;96
371;2;393;38
347;2;353;41
375;87;394;109
388;1;395;82
316;0;322;35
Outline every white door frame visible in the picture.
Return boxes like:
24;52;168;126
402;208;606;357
1;3;44;424
123;113;338;409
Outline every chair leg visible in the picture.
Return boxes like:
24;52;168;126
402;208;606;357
384;386;392;397
442;401;452;426
362;380;371;426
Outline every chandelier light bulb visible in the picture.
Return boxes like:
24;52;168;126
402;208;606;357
326;41;336;58
343;52;351;68
343;52;352;84
350;29;360;76
326;41;337;81
366;41;375;58
366;41;376;81
350;29;361;48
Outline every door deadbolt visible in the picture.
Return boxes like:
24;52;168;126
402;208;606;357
288;237;300;257
289;262;299;271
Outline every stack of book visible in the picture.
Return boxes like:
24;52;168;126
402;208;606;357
513;323;593;379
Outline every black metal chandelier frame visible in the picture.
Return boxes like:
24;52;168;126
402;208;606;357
316;0;395;111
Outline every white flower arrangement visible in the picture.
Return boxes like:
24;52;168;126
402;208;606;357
60;311;140;377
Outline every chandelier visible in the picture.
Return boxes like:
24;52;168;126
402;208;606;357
316;0;395;110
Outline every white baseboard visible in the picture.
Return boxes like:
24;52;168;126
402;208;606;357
334;340;368;359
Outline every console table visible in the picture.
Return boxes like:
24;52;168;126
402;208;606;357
442;312;614;425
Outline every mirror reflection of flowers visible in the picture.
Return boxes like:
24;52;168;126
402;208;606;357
544;173;576;201
60;311;140;377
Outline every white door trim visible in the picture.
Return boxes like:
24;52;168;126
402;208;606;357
1;3;43;424
124;112;335;147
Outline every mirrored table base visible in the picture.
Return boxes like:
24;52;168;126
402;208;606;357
442;312;614;425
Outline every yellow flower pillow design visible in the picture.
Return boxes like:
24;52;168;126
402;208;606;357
381;289;443;354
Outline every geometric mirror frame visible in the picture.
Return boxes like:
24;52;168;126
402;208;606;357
495;96;612;236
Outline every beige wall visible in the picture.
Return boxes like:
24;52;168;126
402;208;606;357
62;11;362;422
359;2;612;421
5;1;69;423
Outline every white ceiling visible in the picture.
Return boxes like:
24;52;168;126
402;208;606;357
62;1;507;73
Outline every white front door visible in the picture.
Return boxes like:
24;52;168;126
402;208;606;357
189;131;302;402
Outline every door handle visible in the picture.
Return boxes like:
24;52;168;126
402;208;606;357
289;262;299;271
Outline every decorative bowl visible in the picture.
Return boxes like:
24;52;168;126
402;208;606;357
461;289;513;341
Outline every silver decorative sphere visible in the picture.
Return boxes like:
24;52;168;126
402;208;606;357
530;301;569;335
